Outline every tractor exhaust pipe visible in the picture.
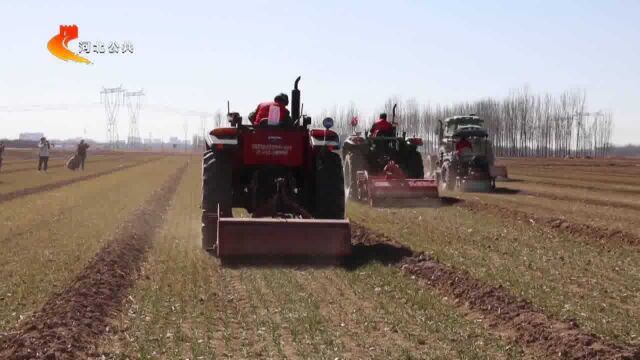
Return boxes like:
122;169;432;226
292;76;301;122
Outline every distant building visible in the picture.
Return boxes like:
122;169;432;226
19;132;44;141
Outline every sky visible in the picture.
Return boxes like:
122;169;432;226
0;0;638;144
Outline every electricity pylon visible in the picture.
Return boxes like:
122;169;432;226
125;90;144;148
101;87;125;149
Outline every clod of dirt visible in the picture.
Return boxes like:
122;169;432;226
0;163;187;359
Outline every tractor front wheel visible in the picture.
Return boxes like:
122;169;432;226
343;152;365;201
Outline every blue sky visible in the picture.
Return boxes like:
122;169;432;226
0;0;638;144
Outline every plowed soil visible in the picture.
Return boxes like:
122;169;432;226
461;200;640;247
351;223;639;359
0;163;187;359
1;155;639;359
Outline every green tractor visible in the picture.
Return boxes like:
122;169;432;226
341;105;438;206
426;114;507;192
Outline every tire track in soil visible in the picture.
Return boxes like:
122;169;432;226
0;157;163;204
350;223;640;360
303;271;427;358
250;273;302;359
0;162;187;359
459;200;640;247
218;269;278;358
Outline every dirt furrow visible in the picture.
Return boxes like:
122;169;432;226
513;176;640;196
351;223;640;359
0;156;126;175
460;199;640;247
0;162;187;359
513;188;640;212
0;158;161;204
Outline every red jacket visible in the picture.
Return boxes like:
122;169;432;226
384;161;405;179
370;118;394;137
253;102;289;125
456;138;472;153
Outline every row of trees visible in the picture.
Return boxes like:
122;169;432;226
314;88;614;158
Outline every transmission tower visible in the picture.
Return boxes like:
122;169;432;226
101;87;125;149
125;90;144;148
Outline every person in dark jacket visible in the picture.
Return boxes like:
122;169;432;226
369;113;394;137
249;93;290;126
77;140;90;170
37;137;51;172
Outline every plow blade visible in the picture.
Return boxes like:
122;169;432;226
368;177;439;202
217;218;352;258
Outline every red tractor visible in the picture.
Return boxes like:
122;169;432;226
201;77;351;262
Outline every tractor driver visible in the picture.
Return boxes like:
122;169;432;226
456;136;473;156
369;113;395;137
383;160;405;179
249;93;291;126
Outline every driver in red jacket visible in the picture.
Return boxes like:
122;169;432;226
384;160;406;179
455;136;472;155
249;93;290;126
370;113;394;137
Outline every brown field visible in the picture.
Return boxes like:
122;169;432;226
0;152;638;359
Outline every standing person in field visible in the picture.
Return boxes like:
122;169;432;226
37;137;50;172
0;141;5;172
77;140;90;170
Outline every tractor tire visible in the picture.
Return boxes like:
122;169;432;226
440;162;455;191
426;154;438;177
406;151;425;179
202;150;233;213
314;151;346;219
201;150;233;252
343;151;365;201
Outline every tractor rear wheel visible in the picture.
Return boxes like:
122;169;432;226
314;151;346;219
440;162;455;191
202;150;233;252
406;151;424;179
343;151;365;201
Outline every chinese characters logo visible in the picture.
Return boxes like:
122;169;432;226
47;25;134;64
47;25;91;64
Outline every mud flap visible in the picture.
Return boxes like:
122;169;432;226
201;211;218;252
217;218;352;257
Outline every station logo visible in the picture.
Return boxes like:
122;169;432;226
47;25;134;64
